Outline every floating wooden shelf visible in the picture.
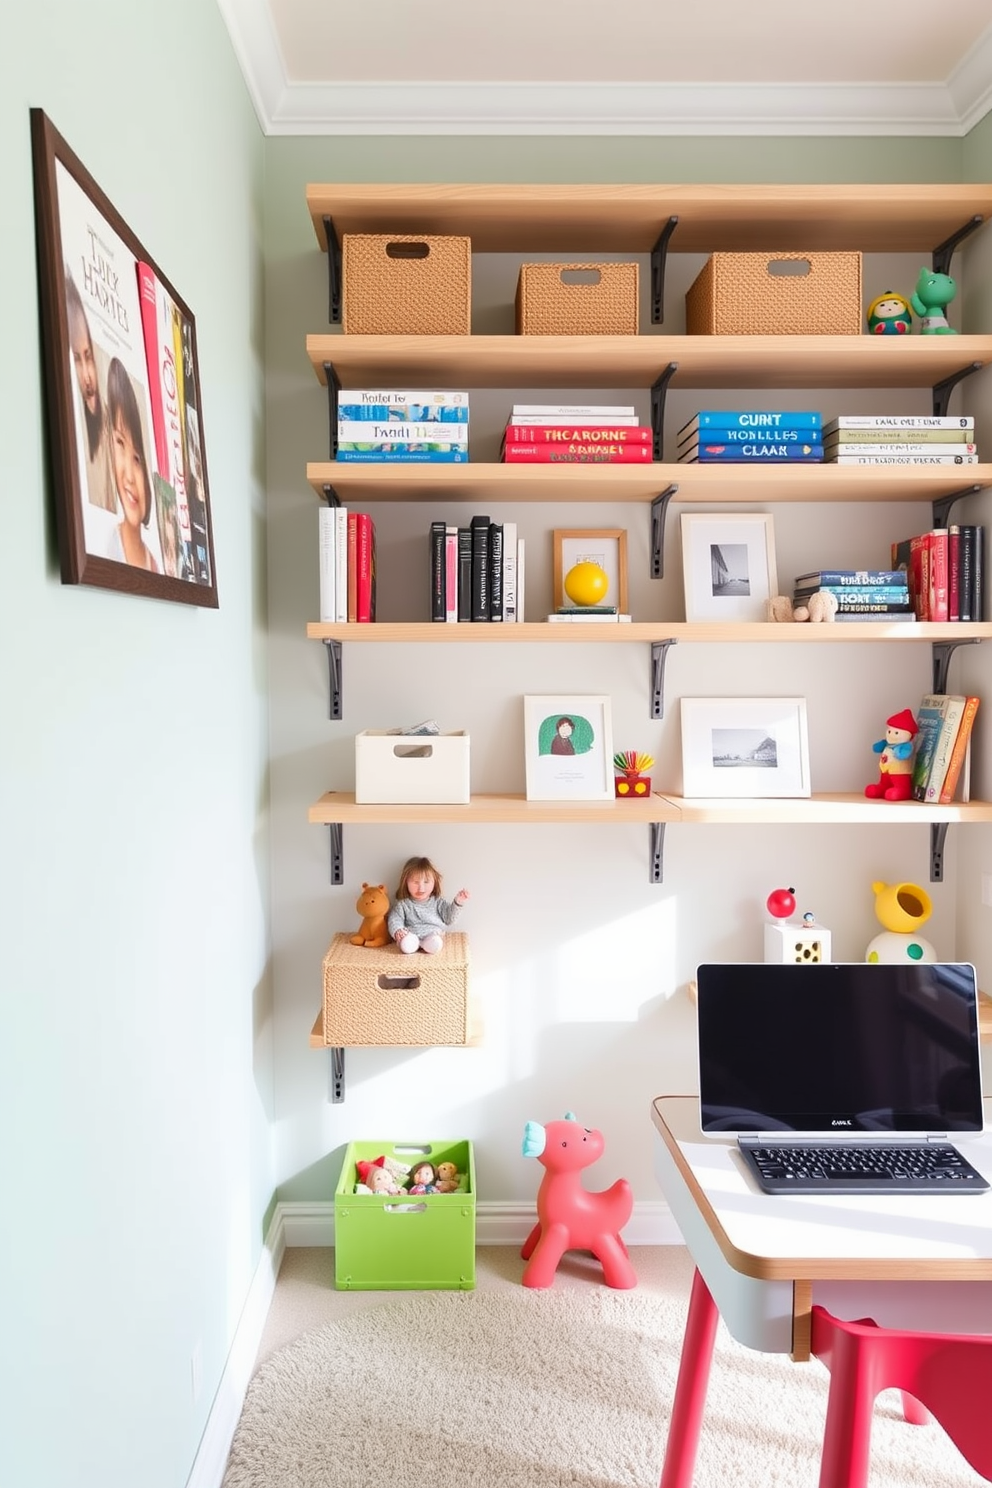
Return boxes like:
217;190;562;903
306;183;992;255
307;332;992;393
307;621;992;645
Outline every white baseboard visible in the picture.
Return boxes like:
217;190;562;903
185;1197;682;1488
184;1215;285;1488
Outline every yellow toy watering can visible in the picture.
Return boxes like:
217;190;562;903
872;880;932;934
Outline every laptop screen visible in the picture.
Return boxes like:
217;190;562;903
697;962;984;1135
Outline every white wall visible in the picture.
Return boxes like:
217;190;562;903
263;135;992;1214
0;5;269;1488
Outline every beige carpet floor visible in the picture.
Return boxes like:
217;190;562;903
225;1245;984;1487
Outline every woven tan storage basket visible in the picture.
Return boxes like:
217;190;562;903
321;932;470;1046
685;251;862;336
342;234;471;335
516;262;639;335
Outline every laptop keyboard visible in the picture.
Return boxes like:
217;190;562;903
742;1141;990;1194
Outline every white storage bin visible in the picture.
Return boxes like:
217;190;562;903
355;731;471;804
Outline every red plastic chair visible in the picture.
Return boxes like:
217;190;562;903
810;1304;992;1488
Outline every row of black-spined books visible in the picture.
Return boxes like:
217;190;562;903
891;526;985;621
911;693;980;804
429;516;525;622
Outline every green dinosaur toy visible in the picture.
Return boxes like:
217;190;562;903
909;267;958;334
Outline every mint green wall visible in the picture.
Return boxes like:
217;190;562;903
0;5;268;1488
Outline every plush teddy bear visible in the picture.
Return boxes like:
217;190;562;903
766;592;838;623
434;1160;461;1193
350;882;391;948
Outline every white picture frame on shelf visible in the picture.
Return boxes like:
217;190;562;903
524;695;614;801
681;513;777;622
681;697;811;798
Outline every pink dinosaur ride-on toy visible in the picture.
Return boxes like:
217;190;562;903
520;1112;637;1289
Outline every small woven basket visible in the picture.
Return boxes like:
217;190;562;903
342;234;471;335
516;262;639;335
321;931;470;1046
685;251;862;335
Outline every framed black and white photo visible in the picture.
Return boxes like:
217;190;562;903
680;697;811;798
680;513;776;622
31;109;218;607
524;695;614;801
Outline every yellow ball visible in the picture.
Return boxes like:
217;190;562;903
564;561;609;607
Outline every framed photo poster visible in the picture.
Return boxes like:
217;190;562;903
524;695;614;801
680;697;811;798
680;513;776;622
31;109;218;606
552;529;628;613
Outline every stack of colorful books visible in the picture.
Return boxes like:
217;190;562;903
677;410;823;463
793;568;913;622
501;404;653;464
823;414;978;465
429;515;525;623
891;524;985;621
336;389;469;462
911;693;981;804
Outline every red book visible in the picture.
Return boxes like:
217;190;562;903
356;512;376;622
909;533;930;619
948;525;961;621
347;512;358;622
928;528;949;622
502;444;653;463
939;696;980;803
503;424;652;444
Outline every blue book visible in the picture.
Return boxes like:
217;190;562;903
794;584;909;601
677;425;820;446
334;449;470;463
338;403;469;423
680;442;823;463
678;410;822;437
795;569;906;587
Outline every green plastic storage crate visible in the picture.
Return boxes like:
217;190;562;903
334;1138;476;1290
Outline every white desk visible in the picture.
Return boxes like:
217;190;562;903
652;1094;992;1360
652;1095;992;1488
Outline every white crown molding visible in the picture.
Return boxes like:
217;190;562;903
215;1;992;137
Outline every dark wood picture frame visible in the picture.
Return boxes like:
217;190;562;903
31;109;218;607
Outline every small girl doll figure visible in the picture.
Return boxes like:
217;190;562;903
408;1161;438;1195
387;855;469;955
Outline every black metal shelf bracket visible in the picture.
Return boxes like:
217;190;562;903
322;216;342;324
932;484;983;531
324;640;343;720
650;216;680;324
328;822;343;885
650;364;678;460
930;822;949;883
651;638;678;720
932;216;984;277
322;483;342;508
650;485;679;579
324;361;341;457
932;636;980;692
932;363;982;418
650;822;666;883
329;1047;345;1103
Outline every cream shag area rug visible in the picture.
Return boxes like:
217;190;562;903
222;1288;984;1488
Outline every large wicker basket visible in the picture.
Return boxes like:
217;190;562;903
516;262;639;335
685;251;862;336
320;932;470;1046
342;234;471;335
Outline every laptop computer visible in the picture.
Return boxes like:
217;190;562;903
696;961;989;1194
